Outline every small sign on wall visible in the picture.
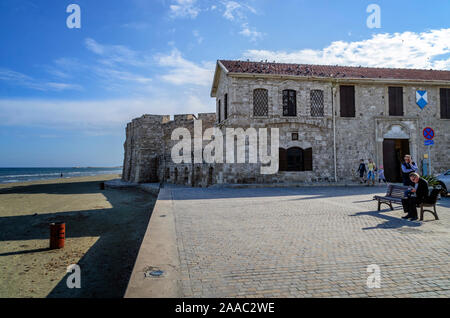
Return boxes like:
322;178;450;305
416;90;428;109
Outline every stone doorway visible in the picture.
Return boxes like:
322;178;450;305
383;139;410;182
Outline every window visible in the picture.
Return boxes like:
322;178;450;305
282;89;297;116
278;147;313;172
253;89;268;116
389;87;403;116
291;132;298;141
218;99;221;123
310;89;324;117
224;93;228;120
440;88;450;119
340;85;355;117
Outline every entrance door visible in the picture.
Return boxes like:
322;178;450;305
383;139;410;182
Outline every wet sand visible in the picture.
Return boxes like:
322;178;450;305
0;174;156;298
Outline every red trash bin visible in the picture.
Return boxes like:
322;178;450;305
50;222;65;249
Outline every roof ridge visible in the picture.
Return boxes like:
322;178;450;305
218;59;449;73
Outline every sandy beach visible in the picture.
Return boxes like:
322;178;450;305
0;174;157;298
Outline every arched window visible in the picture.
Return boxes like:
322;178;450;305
253;89;268;116
278;147;313;171
282;89;296;116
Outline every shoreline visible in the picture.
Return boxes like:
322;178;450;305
0;174;122;189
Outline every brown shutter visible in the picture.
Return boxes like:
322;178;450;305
340;85;355;117
289;90;297;116
304;148;313;171
389;87;403;116
441;88;450;119
282;90;289;116
279;148;287;172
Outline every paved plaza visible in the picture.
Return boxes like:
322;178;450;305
128;186;450;298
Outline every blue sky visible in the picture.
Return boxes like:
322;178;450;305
0;0;449;167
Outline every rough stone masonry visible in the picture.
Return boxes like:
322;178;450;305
122;60;450;186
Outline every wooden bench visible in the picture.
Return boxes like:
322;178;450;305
373;184;409;211
419;188;440;221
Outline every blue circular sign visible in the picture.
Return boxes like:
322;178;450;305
423;127;434;140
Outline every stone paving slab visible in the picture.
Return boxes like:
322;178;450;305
169;186;450;298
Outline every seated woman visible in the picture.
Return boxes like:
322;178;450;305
401;172;429;221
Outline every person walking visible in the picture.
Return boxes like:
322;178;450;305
357;159;366;184
367;159;376;186
378;165;386;183
401;172;429;221
401;155;418;186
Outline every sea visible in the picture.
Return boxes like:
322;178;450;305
0;167;122;184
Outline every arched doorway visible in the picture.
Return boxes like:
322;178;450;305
382;125;410;182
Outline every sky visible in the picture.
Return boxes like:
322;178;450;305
0;0;449;167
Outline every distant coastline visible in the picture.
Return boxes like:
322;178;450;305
0;167;122;184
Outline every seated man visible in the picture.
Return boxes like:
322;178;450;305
401;172;429;221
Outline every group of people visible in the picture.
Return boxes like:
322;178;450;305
357;159;386;186
357;154;431;221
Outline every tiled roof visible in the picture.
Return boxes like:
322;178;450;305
219;60;450;81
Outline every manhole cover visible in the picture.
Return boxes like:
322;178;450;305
150;270;163;277
144;266;164;277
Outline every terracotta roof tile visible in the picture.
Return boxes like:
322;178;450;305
219;60;450;81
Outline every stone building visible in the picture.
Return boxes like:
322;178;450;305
122;60;450;185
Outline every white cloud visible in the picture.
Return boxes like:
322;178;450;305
84;38;151;67
0;68;82;91
243;28;450;70
169;0;200;19
222;1;256;21
239;23;263;42
156;48;215;86
0;93;214;134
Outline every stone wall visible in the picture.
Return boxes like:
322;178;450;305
122;71;449;186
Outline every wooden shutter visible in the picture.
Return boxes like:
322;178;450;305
279;148;287;172
389;87;403;116
289;90;296;116
304;148;313;171
282;90;289;116
441;88;450;119
283;90;296;116
340;86;355;117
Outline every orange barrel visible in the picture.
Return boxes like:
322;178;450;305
50;222;65;249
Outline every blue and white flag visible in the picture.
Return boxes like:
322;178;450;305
416;90;428;109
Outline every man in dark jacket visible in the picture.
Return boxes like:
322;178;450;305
401;155;418;186
401;172;429;220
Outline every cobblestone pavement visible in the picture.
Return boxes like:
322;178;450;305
170;186;450;298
